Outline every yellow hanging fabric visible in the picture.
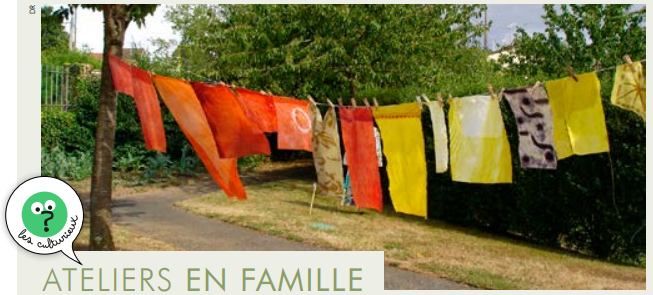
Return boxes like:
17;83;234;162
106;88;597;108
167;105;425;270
449;96;512;184
611;61;646;121
372;102;428;218
426;101;449;173
546;72;610;159
309;104;344;196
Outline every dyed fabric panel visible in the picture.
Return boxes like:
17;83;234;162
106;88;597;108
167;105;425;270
449;96;512;184
109;54;166;152
309;104;344;196
611;61;646;121
235;88;278;133
152;75;246;199
339;107;383;212
273;96;312;151
546;72;610;159
504;84;557;169
108;53;134;96
343;127;382;167
373;103;428;218
426;101;449;173
192;83;271;158
130;67;166;152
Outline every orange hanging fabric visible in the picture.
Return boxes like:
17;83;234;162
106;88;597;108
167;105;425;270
152;75;246;199
130;67;166;152
108;53;166;152
192;83;271;158
339;107;383;212
235;88;278;133
273;96;312;151
108;53;134;96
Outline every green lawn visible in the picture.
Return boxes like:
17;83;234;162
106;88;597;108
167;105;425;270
174;179;645;290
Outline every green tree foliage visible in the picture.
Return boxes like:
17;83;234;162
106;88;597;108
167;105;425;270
502;4;645;78
41;5;69;52
164;4;488;102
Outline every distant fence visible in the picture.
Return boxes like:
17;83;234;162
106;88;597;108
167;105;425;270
41;65;71;111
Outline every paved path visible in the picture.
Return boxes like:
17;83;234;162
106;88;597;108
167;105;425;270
86;178;470;290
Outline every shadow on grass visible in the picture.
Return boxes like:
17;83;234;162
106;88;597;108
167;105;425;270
381;208;643;269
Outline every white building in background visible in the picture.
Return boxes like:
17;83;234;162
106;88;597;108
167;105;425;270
487;46;520;68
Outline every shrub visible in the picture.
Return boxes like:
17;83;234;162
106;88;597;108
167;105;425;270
70;75;191;162
41;49;102;69
41;110;93;152
41;146;93;181
238;155;269;171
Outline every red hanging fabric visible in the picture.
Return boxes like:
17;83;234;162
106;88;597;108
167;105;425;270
235;88;278;133
192;83;271;158
339;107;383;212
108;53;166;152
108;53;134;96
152;75;246;199
130;67;166;152
272;96;312;151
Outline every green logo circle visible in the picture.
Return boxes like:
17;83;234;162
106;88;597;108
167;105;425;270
21;192;68;237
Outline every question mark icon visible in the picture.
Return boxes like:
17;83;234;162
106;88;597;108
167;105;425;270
40;199;56;232
42;210;54;232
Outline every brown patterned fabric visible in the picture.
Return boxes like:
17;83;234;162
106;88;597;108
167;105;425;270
310;104;344;196
504;84;557;169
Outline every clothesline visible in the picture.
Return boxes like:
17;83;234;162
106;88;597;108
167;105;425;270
312;58;647;108
147;57;646;108
596;59;646;73
109;52;645;209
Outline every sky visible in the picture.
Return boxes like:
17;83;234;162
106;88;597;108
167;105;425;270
486;4;545;49
55;4;642;53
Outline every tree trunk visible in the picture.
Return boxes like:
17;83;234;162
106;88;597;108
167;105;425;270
89;4;129;251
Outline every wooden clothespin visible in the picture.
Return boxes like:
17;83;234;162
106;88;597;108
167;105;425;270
307;95;317;105
421;94;431;103
623;54;636;72
447;94;453;104
351;98;357;107
372;97;379;107
487;84;496;99
593;59;602;72
415;96;422;103
337;98;343;106
528;82;541;95
566;65;578;82
497;88;505;101
436;92;444;107
326;98;335;107
363;98;371;107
